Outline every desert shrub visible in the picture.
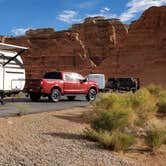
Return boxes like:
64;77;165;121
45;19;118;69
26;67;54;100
131;88;157;124
145;125;165;151
91;93;135;131
85;129;135;151
110;130;135;151
84;128;99;141
85;86;166;152
15;103;28;116
91;108;132;131
93;93;132;113
146;84;166;114
146;84;162;98
158;92;166;114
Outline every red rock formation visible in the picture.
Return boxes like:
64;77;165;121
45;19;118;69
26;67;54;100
71;17;128;65
2;17;127;80
97;6;166;88
4;29;95;79
1;6;165;88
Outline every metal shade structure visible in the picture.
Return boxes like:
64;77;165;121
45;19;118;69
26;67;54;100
0;42;28;50
0;42;28;67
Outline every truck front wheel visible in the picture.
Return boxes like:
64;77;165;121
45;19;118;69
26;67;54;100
86;88;97;101
49;89;61;102
30;92;41;102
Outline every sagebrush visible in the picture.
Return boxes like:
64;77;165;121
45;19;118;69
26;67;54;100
85;85;166;151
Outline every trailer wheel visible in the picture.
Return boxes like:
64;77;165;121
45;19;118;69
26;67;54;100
86;88;97;101
30;92;41;102
49;89;61;102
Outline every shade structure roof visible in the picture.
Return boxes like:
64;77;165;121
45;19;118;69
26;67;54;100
0;42;28;50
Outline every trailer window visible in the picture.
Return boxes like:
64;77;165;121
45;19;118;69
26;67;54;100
44;72;62;79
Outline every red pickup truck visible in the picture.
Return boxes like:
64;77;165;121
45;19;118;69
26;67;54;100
25;71;99;102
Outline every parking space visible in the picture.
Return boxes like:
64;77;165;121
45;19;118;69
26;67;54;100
0;96;89;117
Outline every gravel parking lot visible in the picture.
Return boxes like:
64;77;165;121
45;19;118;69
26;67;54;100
0;107;137;166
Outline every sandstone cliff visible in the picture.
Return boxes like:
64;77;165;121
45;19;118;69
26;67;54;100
97;6;166;87
4;29;95;79
71;17;128;65
1;6;166;88
2;17;127;79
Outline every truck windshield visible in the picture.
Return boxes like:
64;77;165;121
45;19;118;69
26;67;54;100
44;72;62;79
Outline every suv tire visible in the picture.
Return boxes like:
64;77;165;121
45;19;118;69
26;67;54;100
49;89;61;102
86;88;97;101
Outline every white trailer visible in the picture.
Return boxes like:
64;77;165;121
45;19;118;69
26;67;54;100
87;74;105;91
0;43;28;102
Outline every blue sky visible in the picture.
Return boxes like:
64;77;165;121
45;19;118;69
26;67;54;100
0;0;165;36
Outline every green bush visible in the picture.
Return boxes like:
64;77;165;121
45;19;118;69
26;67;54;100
91;93;135;131
131;88;157;123
146;84;162;98
85;129;135;151
85;85;166;152
145;126;165;151
91;108;131;131
84;128;99;141
158;92;166;114
146;84;166;114
110;130;135;151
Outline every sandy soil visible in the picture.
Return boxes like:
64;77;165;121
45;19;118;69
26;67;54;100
0;107;165;166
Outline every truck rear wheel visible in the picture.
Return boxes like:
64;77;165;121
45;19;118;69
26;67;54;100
67;96;76;101
30;92;41;102
49;89;61;102
86;88;97;101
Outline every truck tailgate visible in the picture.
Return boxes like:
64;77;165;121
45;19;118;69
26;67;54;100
24;79;42;92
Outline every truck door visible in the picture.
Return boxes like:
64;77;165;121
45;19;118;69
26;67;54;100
63;73;78;93
72;73;87;93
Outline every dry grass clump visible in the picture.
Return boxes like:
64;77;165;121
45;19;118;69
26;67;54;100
145;125;165;151
15;103;28;116
147;84;166;114
85;85;166;152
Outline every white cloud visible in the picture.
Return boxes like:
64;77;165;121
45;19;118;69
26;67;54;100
11;27;30;36
100;7;110;13
57;0;166;25
120;0;166;22
87;7;117;19
57;10;81;23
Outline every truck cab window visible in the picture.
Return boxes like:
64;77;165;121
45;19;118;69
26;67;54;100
72;73;84;81
44;72;62;79
64;73;73;81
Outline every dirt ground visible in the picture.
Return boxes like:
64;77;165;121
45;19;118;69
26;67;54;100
0;107;165;166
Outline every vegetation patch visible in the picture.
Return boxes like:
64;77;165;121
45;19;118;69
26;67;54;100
85;85;166;152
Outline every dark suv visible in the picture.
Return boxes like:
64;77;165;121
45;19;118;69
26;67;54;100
106;77;140;92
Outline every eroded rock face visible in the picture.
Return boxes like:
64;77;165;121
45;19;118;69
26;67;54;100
97;6;166;88
4;29;95;79
71;17;128;65
2;17;127;79
1;6;165;88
